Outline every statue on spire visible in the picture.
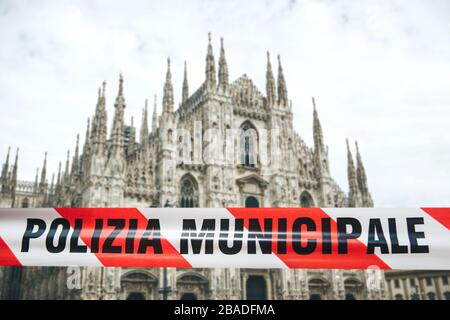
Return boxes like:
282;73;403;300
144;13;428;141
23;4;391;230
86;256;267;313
12;148;19;182
1;146;11;191
40;152;47;185
313;97;325;154
140;99;149;148
266;52;276;106
111;73;126;155
163;58;174;113
355;141;373;207
91;81;108;155
218;37;229;93
10;148;19;206
205;32;216;91
64;150;70;184
313;98;329;177
102;80;106;99
182;61;189;104
277;54;288;107
71;134;80;178
152;94;158;132
55;161;62;200
82;118;91;164
346;139;361;207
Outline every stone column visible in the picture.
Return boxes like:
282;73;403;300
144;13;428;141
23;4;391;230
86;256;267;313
332;269;345;300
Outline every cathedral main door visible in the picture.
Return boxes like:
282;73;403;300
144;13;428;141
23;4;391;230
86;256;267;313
126;292;145;300
180;293;198;300
246;275;267;300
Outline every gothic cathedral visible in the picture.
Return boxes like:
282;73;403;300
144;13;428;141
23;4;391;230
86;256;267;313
0;34;385;300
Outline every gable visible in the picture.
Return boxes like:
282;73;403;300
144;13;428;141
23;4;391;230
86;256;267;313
230;74;265;109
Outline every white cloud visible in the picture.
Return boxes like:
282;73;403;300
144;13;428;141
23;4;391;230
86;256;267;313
0;0;449;206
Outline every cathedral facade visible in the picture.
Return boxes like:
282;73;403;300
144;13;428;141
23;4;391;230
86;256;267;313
0;34;385;300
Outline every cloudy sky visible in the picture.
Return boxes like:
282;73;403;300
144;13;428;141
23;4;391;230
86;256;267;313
0;0;449;207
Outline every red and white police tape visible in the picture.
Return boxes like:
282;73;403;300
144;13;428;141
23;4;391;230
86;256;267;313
0;208;449;269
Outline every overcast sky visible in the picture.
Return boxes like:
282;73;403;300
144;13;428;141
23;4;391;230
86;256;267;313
0;0;449;207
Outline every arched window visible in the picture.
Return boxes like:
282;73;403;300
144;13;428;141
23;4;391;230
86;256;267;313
245;196;260;208
300;191;314;208
240;122;258;168
21;197;29;208
180;174;198;208
395;294;404;300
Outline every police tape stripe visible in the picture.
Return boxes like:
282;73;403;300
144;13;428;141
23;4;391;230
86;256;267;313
421;207;450;230
0;208;449;269
139;208;287;269
227;208;391;269
0;208;102;267
0;236;22;266
55;208;192;268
